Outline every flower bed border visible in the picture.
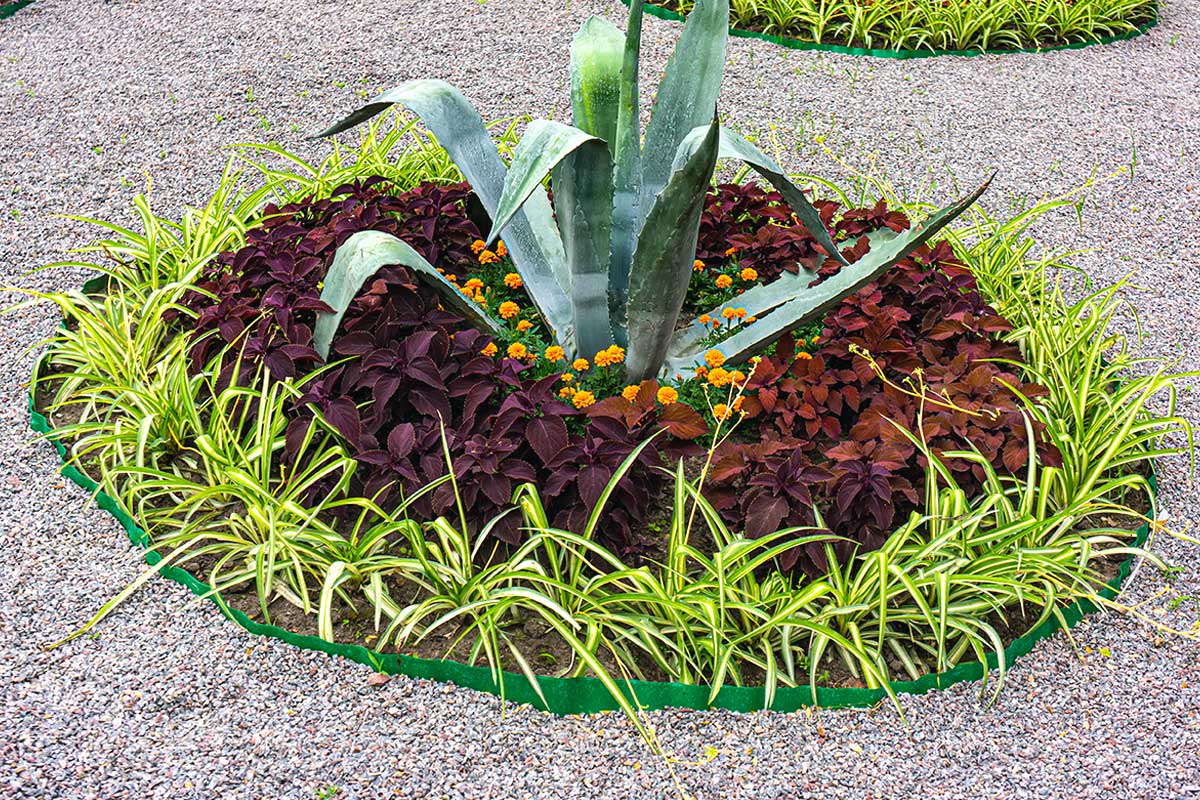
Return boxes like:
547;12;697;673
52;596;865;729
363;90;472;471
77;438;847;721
623;0;1159;60
29;279;1155;715
0;0;34;20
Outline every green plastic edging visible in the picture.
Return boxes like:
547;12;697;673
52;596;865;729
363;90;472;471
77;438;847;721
624;0;1158;60
0;0;34;19
28;280;1156;714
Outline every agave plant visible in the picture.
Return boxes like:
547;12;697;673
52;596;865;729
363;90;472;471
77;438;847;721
311;0;988;381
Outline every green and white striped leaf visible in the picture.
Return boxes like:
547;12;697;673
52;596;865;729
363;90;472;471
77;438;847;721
313;79;572;344
668;175;993;370
625;117;720;382
608;0;647;344
672;124;848;267
638;0;728;216
570;16;624;145
313;230;501;360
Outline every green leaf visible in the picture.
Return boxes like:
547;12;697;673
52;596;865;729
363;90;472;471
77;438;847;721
553;138;616;359
672;124;848;267
313;230;501;360
625;117;720;382
638;0;728;217
609;0;646;346
680;175;993;369
570;16;625;145
312;79;572;344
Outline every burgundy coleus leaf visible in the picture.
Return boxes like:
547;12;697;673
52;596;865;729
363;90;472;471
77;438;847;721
527;415;570;465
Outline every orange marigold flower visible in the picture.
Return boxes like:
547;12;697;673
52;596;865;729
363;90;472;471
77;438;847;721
694;365;708;379
478;249;500;264
796;351;813;361
812;335;820;344
732;396;744;412
698;314;713;325
561;372;575;384
731;369;747;385
715;274;733;289
496;240;508;258
573;358;590;372
724;246;738;257
605;344;625;364
693;259;705;272
559;386;576;399
656;386;679;405
474;295;487;306
721;307;736;320
545;345;566;362
499;301;520;320
503;272;523;289
463;278;484;291
594;350;613;368
745;315;757;324
572;390;596;409
705;349;726;368
506;342;529;360
733;307;747;319
470;239;487;254
707;367;732;387
713;403;731;421
739;267;758;282
516;319;533;332
621;385;640;403
481;342;498;357
711;318;721;327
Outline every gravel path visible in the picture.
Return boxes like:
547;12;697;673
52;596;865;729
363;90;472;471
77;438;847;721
1;1;1198;798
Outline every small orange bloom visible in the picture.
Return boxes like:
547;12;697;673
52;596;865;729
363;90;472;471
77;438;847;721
733;307;747;320
545;345;566;362
559;386;576;399
516;320;533;332
499;301;520;320
572;358;590;372
705;350;726;368
478;249;500;265
698;314;713;326
463;278;484;291
560;372;574;384
471;239;487;254
656;386;679;405
605;344;625;364
707;367;732;387
621;385;640;403
731;369;747;385
721;307;736;320
693;259;705;272
481;342;498;357
572;390;596;409
496;241;508;258
745;316;757;324
796;351;813;361
694;365;708;379
724;246;738;257
595;350;613;368
506;342;528;360
503;272;523;289
739;267;758;282
732;397;744;412
713;403;731;421
715;274;733;290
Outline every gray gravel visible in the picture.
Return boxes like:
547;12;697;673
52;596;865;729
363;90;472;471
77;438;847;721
2;0;1199;798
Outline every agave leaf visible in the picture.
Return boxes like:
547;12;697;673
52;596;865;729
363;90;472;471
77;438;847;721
666;175;993;370
486;120;601;247
554;143;616;359
673;124;848;268
312;230;501;360
625;117;721;382
313;79;572;344
570;16;625;145
608;0;647;345
638;0;728;217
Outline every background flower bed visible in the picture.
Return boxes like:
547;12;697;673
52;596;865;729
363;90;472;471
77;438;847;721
637;0;1158;53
